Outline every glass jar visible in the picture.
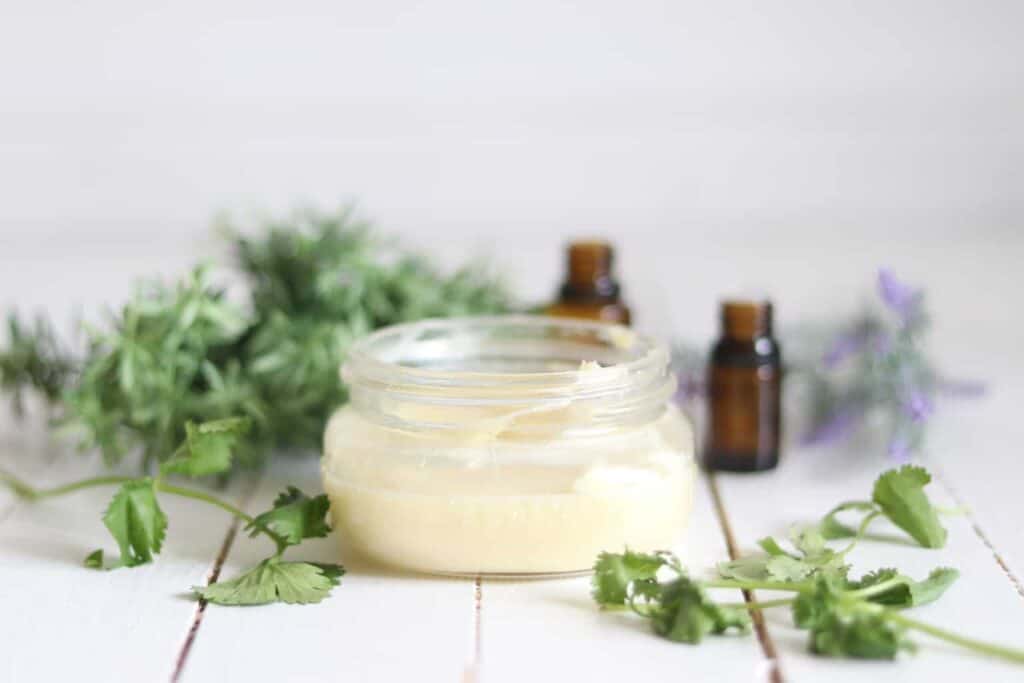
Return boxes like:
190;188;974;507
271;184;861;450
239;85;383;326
321;315;696;576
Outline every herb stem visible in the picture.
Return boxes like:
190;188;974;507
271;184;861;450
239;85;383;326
704;579;811;593
838;510;883;558
887;612;1024;664
0;468;133;501
848;576;905;601
0;467;288;552
152;482;288;552
154;482;255;525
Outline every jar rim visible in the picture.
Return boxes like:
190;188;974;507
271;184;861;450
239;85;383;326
341;315;676;435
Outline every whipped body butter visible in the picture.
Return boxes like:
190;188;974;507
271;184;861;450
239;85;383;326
322;316;696;576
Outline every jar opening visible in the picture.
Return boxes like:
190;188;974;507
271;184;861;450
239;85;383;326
341;315;675;436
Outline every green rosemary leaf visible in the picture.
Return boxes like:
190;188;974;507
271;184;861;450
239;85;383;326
0;313;76;415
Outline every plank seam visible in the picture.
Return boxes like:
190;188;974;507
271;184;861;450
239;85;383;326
462;576;482;683
933;466;1024;600
706;472;785;683
170;475;260;682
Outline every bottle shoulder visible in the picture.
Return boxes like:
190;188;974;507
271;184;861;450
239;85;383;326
710;336;782;366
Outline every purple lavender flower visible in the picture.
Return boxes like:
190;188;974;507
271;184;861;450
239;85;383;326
872;330;891;356
823;330;868;369
903;389;934;423
887;435;912;462
802;407;863;446
673;372;706;403
878;269;919;322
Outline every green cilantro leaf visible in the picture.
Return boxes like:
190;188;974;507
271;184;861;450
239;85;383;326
810;608;914;659
907;568;960;605
195;558;345;605
758;536;795;557
102;479;167;567
246;486;332;547
719;528;847;584
819;501;878;540
872;466;947;548
646;576;751;644
83;549;104;569
791;525;828;557
592;550;676;606
717;555;773;582
160;417;252;478
766;555;819;582
850;567;959;607
795;575;915;659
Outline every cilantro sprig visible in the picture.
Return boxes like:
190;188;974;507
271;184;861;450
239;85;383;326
820;465;948;548
0;417;343;606
592;466;1024;665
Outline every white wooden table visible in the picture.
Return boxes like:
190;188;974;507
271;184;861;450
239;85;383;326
2;238;1023;682
2;395;1023;682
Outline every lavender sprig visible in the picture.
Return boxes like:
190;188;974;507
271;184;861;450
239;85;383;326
671;268;983;462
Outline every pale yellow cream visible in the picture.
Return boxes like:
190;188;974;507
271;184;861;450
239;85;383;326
321;403;696;575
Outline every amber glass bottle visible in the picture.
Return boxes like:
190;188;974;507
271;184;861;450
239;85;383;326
704;300;782;472
546;241;631;325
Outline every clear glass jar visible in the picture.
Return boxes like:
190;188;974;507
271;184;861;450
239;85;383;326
321;315;696;576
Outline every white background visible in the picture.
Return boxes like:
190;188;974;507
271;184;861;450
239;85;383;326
2;1;1021;330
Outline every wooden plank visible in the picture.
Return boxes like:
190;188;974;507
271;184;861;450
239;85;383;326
714;445;1024;681
0;415;245;682
181;455;479;683
476;469;768;683
927;375;1024;583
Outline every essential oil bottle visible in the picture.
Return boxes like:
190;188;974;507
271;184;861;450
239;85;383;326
704;300;782;472
546;240;631;325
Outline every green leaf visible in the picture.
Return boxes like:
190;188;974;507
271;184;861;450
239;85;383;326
766;555;818;582
721;528;848;584
872;466;947;548
246;486;332;547
102;479;167;567
809;609;914;659
195;558;345;606
160;417;252;478
795;575;915;659
592;550;675;606
850;567;959;607
647;576;751;644
758;536;794;557
819;501;877;540
718;556;772;582
791;525;829;558
84;549;104;569
907;568;959;605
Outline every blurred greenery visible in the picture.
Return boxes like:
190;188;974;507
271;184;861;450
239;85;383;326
0;207;512;471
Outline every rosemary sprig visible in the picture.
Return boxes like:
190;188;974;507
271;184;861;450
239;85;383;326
1;207;511;471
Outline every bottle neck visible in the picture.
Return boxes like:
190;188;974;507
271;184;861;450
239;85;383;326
720;301;773;341
560;241;620;301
